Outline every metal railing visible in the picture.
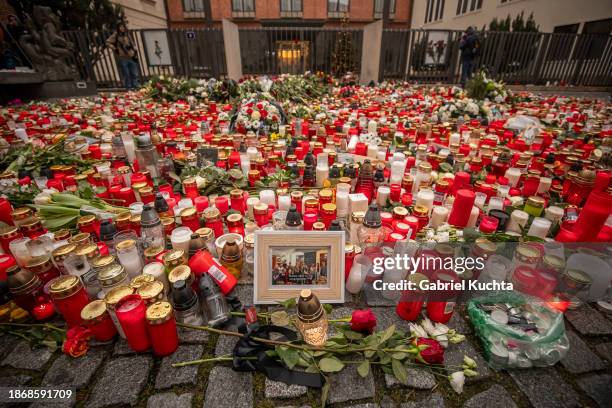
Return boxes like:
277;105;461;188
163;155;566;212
64;28;226;89
381;29;612;86
57;27;611;89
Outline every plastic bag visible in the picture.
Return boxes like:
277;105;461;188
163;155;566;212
468;292;569;370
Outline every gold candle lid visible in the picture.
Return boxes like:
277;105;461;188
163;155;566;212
146;301;173;324
137;280;165;303
92;255;116;270
168;265;192;284
81;300;108;322
130;274;155;290
49;275;83;300
104;285;133;306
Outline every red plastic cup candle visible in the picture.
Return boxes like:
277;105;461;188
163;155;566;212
253;203;269;227
146;301;179;357
0;255;16;281
230;189;246;214
396;273;428;321
512;266;539;296
0;226;22;254
303;212;317;231
478;215;499;233
215;196;229;215
425;271;460;324
403;215;419;239
448;189;475;228
390;184;402;202
81;300;117;342
115;294;151;352
183;178;199;199
194;196;209;214
48;275;90;327
0;198;13;225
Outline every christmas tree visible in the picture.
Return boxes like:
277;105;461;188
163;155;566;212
332;12;355;77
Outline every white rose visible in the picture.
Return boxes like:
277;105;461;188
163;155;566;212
251;111;261;121
449;372;465;394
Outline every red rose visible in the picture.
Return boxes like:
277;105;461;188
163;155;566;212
62;326;91;358
260;110;268;119
415;337;444;365
350;309;377;333
247;108;253;115
256;102;263;110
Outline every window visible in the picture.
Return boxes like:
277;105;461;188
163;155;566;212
374;0;396;19
232;0;255;18
456;0;482;16
280;0;303;17
424;0;445;24
328;0;349;18
183;0;205;16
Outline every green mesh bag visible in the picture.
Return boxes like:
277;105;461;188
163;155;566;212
467;292;568;370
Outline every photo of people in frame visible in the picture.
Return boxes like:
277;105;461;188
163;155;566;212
270;246;330;286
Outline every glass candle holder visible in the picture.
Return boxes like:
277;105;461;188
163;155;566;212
171;227;192;253
346;254;372;294
116;238;144;279
115;294;151;352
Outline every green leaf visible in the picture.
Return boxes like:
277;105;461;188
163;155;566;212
277;298;297;309
321;382;330;408
313;350;328;357
277;347;300;369
265;350;278;357
392;359;408;385
392;352;408;360
357;360;370;378
379;325;396;344
344;331;363;341
364;350;376;358
318;357;345;373
323;303;333;314
270;311;290;326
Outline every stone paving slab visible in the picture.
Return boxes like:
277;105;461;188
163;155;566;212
147;392;193;408
443;339;491;382
509;368;580;408
448;312;473;334
42;348;108;389
204;366;252;408
233;283;254;305
215;335;239;356
0;334;19;359
560;331;605;373
400;392;446;408
88;356;152;408
371;307;412;333
594;342;612;362
0;375;31;386
463;384;517;408
564;304;612;336
264;378;308;399
155;344;203;389
1;340;53;370
327;360;376;404
364;283;396;307
178;326;210;344
576;374;612;408
328;306;356;336
384;369;436;389
113;337;140;356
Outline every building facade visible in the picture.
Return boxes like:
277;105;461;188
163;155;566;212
411;0;612;34
112;0;168;28
167;0;413;28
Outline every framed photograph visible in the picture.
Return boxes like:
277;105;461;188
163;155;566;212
142;30;172;66
254;231;345;304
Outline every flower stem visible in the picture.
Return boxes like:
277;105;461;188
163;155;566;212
172;356;258;368
0;322;65;333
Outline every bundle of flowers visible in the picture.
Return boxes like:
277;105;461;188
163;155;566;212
231;99;284;134
465;70;509;102
145;75;204;102
269;72;331;103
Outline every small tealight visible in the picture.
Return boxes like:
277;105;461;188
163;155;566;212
491;309;509;325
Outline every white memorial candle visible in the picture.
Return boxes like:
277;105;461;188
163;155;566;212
316;154;329;188
505;168;521;187
467;206;481;228
259;189;276;206
415;189;435;212
336;192;349;218
171;227;192;252
474;192;487;210
347;135;359;152
527;217;552;239
367;120;377;135
544;206;564;224
246;197;260;219
367;143;378;158
278;195;291;211
143;262;169;294
430;206;449;229
349;193;369;214
376;186;390;208
247;146;258;161
537;177;552;194
506;210;529;233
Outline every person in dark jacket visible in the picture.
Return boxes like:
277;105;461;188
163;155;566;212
459;26;480;87
106;22;140;89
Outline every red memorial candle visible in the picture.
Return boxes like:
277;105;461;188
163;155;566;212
448;189;475;228
115;294;151;352
146;301;179;357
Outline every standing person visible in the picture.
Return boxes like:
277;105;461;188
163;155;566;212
106;23;140;89
459;26;480;87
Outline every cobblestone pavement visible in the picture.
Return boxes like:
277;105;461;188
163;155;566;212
1;282;611;408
